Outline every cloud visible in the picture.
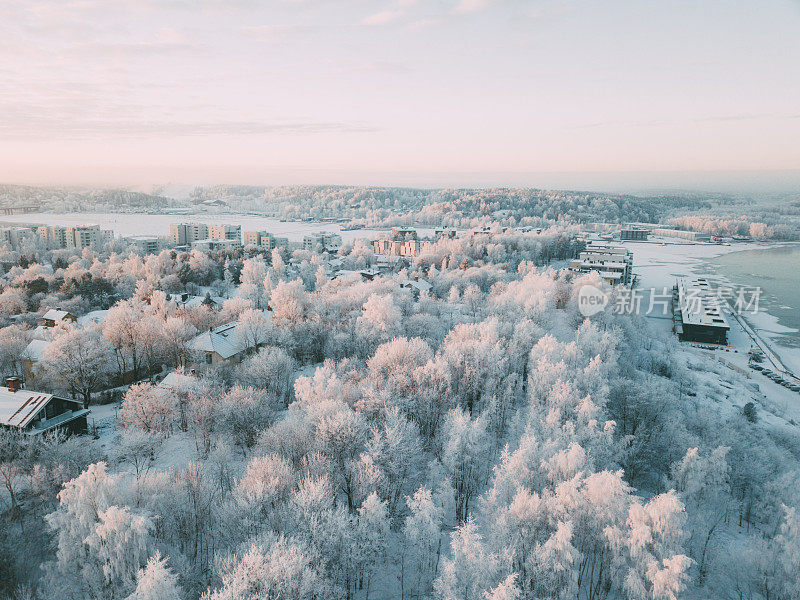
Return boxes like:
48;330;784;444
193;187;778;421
243;24;312;41
0;115;379;140
452;0;492;14
361;10;405;25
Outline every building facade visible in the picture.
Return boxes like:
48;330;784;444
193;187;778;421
208;224;242;244
620;227;649;241
302;232;342;252
569;243;633;286
0;378;89;435
170;223;209;245
673;277;730;344
651;228;711;242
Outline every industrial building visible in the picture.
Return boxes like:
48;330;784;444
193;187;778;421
673;277;730;345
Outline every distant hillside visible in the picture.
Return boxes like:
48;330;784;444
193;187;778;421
0;184;187;212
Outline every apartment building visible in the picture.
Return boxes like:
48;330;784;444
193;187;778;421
371;227;431;258
129;236;161;254
569;243;633;286
673;277;730;345
66;225;110;250
302;232;342;252
36;225;68;248
191;238;238;252
242;230;288;250
170;223;209;246
208;224;242;244
651;228;711;242
0;226;36;250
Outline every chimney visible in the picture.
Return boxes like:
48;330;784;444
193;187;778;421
7;377;21;392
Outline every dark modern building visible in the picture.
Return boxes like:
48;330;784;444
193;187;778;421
673;277;730;345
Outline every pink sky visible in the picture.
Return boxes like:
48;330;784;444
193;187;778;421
1;0;799;189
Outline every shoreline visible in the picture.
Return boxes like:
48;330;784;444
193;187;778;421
629;239;800;375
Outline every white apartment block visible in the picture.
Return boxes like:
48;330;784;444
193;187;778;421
170;223;209;246
129;236;161;254
0;226;36;251
569;243;633;286
302;232;342;252
66;225;108;250
191;238;238;252
36;226;68;248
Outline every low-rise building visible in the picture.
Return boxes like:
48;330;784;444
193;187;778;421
128;236;161;254
191;238;238;252
171;292;225;309
569;243;633;286
620;227;649;241
40;308;77;328
434;228;457;240
400;277;433;299
189;318;266;365
673;277;730;345
0;378;89;435
652;228;711;242
22;339;51;381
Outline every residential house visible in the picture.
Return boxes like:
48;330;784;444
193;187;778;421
400;277;433;299
0;378;89;435
189;319;263;365
40;308;77;328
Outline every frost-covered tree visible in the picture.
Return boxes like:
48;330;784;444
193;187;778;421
202;536;332;600
126;551;183;600
39;327;114;407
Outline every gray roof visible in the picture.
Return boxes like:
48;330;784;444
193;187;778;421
0;387;84;430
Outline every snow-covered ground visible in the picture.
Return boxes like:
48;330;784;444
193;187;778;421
0;212;433;243
629;239;800;420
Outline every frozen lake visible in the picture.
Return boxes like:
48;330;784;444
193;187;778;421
0;212;412;243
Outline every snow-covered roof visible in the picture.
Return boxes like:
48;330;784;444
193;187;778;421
31;325;53;340
190;321;248;359
677;277;730;329
77;310;108;327
23;339;51;361
42;308;73;321
400;278;433;293
174;294;224;309
159;371;199;390
0;387;83;430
